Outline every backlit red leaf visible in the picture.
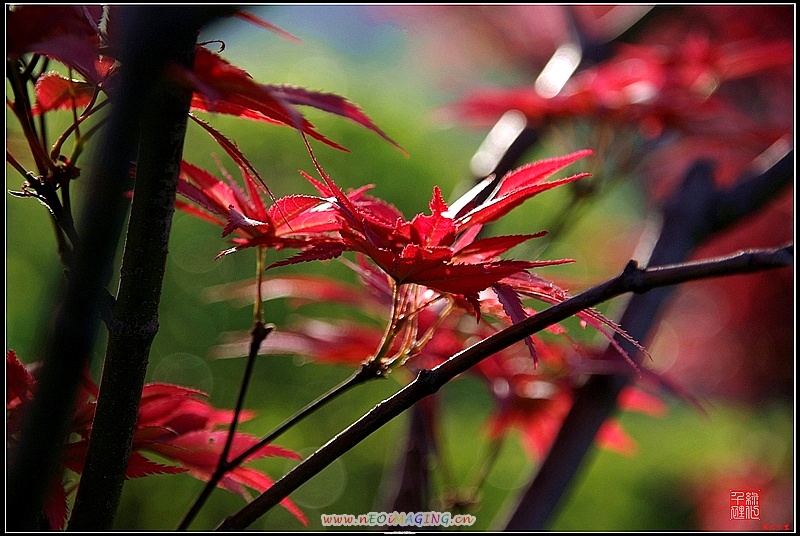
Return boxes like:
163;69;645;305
146;430;299;471
33;72;95;115
456;173;591;229
404;260;544;296
408;187;456;247
268;85;405;154
265;242;348;268
224;206;269;237
453;233;547;263
301;137;361;224
185;48;356;152
179;161;246;220
220;466;309;526
267;195;339;235
493;149;594;197
137;382;251;432
189;114;274;199
124;451;187;478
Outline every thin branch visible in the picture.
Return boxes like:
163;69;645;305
50;99;110;161
216;243;792;531
177;320;273;530
6;150;31;179
220;246;270;471
178;359;383;529
7;59;60;178
58;180;80;247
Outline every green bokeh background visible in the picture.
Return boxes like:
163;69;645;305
6;6;793;531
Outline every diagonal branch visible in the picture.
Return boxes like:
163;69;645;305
216;243;792;531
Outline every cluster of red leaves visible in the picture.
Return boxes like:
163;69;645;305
177;138;649;369
181;140;652;371
176;158;343;258
6;350;307;530
450;35;792;141
274;144;592;306
8;5;399;147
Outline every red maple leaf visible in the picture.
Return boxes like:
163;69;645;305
176;159;346;260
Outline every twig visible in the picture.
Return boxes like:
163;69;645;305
178;359;384;529
177;320;272;530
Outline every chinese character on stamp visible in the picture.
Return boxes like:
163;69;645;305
730;490;760;521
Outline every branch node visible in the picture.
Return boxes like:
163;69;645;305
623;259;639;273
251;321;274;342
620;259;647;293
415;369;439;397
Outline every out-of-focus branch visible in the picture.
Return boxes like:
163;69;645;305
216;240;792;531
65;6;233;531
381;397;439;515
7;12;142;531
502;149;793;530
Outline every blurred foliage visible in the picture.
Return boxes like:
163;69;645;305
5;5;793;531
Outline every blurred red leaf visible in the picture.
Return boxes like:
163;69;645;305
6;349;35;407
7;5;103;81
5;351;307;528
